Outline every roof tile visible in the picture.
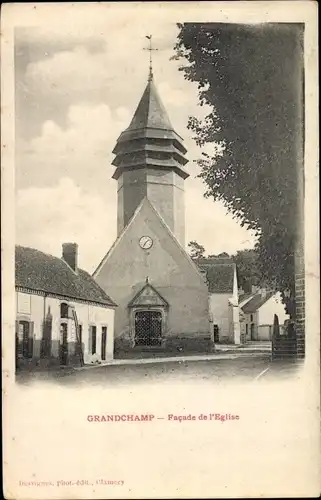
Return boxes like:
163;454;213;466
196;258;235;293
241;292;274;313
15;246;117;307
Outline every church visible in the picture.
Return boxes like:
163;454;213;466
93;66;215;357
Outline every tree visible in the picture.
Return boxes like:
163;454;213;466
208;252;230;258
175;23;303;317
233;249;260;293
188;240;205;259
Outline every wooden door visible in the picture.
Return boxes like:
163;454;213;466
101;327;107;360
59;323;68;365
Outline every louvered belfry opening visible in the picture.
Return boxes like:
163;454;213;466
134;310;162;346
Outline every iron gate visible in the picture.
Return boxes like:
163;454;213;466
134;310;162;346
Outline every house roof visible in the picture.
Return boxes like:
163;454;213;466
241;292;274;314
238;292;253;305
196;258;235;294
15;245;117;307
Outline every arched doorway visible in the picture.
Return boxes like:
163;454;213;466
134;310;162;346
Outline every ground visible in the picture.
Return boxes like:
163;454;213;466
16;353;302;387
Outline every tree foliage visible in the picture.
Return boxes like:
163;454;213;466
208;251;230;259
188;240;206;259
175;23;304;317
233;249;260;293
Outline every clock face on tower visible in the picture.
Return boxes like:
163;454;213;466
139;236;153;250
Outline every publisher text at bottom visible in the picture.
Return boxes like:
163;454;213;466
19;480;124;487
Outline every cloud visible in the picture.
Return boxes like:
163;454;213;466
18;23;210;144
17;102;129;192
30;102;127;156
25;46;112;96
15;24;256;259
16;25;107;48
16;177;116;272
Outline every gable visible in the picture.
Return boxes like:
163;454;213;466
128;282;168;308
93;197;206;290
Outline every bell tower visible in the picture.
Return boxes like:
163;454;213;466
111;62;189;246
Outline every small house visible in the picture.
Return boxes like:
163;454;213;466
239;288;289;342
196;258;241;344
15;243;117;370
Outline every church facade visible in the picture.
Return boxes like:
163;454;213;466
94;73;213;357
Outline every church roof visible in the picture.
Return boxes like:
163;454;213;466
196;258;235;294
127;78;173;131
15;245;117;307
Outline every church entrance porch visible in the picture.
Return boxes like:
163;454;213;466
134;310;162;346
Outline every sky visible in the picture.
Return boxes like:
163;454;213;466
15;20;256;273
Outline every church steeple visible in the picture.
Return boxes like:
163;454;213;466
111;70;189;247
112;76;188;180
126;77;173;132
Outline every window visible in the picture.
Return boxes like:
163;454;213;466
90;326;97;355
17;293;31;315
101;326;107;360
16;320;33;358
60;303;69;319
250;314;254;322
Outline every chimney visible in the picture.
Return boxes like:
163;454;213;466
261;287;267;299
251;284;259;294
62;243;78;272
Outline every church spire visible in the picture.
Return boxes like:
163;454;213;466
112;69;188;181
111;39;189;242
126;77;173;132
112;74;188;180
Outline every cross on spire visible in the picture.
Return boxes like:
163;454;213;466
144;35;158;81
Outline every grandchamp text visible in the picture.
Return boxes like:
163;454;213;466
87;413;240;422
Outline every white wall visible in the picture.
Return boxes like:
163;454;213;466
209;293;232;343
16;291;115;363
257;325;273;341
258;293;289;326
242;311;259;341
231;304;241;344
